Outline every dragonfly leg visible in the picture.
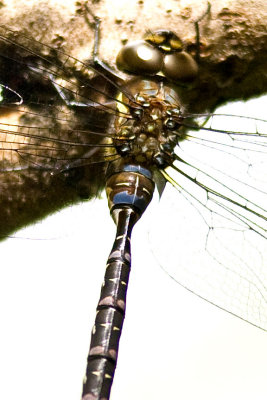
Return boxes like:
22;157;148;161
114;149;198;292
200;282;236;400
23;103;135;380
193;2;211;63
76;1;124;81
41;71;115;109
45;72;103;108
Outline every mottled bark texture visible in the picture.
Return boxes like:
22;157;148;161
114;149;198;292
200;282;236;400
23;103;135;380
0;0;266;237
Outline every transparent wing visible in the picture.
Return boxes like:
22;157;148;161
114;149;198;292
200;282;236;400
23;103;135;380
0;24;122;173
149;97;267;331
0;26;127;236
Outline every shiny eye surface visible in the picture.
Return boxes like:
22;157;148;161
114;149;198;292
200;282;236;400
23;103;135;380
162;52;198;81
116;40;163;75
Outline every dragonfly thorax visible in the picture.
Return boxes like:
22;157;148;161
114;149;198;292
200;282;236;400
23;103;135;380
114;77;184;168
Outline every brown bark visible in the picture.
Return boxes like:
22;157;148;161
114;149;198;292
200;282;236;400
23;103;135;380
1;0;266;107
0;0;266;237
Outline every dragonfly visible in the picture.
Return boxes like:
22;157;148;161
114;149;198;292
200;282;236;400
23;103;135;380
0;3;267;400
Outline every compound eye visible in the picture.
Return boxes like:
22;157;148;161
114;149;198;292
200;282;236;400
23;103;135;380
162;51;198;81
116;40;163;75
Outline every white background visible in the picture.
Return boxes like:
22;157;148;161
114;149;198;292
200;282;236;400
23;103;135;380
0;97;266;400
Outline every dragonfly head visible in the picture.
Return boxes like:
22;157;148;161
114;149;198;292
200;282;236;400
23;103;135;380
116;30;198;82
